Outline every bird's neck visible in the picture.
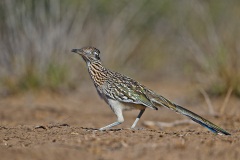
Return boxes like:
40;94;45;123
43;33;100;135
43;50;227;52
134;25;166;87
87;61;108;86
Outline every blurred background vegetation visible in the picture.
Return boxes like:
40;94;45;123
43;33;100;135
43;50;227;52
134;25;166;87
0;0;239;96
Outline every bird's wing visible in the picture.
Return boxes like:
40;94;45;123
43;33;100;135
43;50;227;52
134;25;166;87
102;73;158;110
144;88;231;135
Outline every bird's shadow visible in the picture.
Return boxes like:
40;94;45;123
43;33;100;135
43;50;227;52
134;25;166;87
81;127;123;132
81;127;145;132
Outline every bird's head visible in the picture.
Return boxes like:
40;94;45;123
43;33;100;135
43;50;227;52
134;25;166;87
71;47;101;63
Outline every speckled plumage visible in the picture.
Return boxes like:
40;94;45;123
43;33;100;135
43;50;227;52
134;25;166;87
71;47;230;135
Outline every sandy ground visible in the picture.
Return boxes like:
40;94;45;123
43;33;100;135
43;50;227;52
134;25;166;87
0;80;239;160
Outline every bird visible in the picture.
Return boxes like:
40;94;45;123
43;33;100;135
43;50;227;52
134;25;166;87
71;46;230;135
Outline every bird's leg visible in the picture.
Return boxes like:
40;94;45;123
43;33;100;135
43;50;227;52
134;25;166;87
131;109;145;129
99;106;124;131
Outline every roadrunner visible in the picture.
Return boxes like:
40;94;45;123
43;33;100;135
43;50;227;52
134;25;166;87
71;47;230;135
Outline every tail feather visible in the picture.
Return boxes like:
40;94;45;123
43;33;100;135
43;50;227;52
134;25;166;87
147;90;231;135
174;104;231;135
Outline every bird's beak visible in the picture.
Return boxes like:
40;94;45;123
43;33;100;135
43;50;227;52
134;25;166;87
71;49;83;54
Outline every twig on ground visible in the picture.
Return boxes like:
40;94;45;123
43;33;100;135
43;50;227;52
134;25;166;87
220;86;233;115
198;87;218;117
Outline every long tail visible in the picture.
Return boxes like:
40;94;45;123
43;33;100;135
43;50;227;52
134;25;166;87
146;90;231;135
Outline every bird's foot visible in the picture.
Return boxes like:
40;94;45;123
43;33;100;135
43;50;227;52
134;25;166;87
99;128;123;131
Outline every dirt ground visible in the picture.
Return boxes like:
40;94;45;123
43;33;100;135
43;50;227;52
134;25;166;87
0;80;240;160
